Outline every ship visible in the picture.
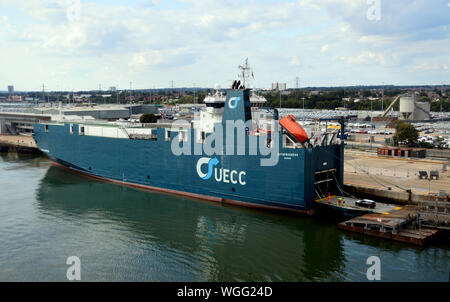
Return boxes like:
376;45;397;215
33;63;345;215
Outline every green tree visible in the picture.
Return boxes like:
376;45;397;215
392;121;418;146
418;141;433;149
140;113;157;123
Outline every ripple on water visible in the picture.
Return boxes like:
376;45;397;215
0;156;449;281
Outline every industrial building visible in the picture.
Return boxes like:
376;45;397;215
0;104;159;135
0;112;52;135
380;94;432;122
22;104;158;120
399;96;431;121
377;146;426;158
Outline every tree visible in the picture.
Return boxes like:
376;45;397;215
392;121;418;146
140;113;157;123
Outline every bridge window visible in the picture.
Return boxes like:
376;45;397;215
179;131;188;142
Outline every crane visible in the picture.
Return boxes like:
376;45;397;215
381;94;405;117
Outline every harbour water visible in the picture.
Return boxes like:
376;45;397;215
0;153;448;281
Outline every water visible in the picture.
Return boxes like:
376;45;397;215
0;153;448;281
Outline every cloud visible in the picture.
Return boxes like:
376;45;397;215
129;48;196;69
414;64;449;71
348;51;387;65
290;56;300;66
0;0;448;90
302;0;450;39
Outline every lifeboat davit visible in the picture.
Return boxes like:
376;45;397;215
279;115;309;143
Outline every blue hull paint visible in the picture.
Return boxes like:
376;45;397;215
32;90;344;213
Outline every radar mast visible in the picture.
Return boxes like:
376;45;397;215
238;58;253;88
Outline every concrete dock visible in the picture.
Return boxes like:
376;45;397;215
315;195;398;215
344;149;449;202
0;135;40;153
338;206;440;246
317;195;446;245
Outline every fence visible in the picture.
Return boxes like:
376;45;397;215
344;164;449;179
345;142;450;159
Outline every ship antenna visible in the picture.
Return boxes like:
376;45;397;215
238;58;252;88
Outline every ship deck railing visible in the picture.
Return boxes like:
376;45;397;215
40;119;191;129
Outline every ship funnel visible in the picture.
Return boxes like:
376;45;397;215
221;89;252;123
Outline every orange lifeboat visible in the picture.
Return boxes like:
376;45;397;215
279;115;309;143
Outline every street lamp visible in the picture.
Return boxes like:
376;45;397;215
193;83;196;105
116;85;119;104
428;178;432;195
343;88;345;109
279;89;282;109
370;98;373;126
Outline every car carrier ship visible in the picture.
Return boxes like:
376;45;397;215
33;66;345;214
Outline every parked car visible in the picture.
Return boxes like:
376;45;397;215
430;171;439;180
355;199;376;209
418;171;428;179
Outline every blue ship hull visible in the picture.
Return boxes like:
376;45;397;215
33;90;344;214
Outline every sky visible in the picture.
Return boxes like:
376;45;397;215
0;0;449;91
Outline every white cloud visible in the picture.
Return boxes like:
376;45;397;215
0;0;448;89
358;35;394;45
290;56;300;66
347;52;387;65
332;55;346;62
414;64;450;71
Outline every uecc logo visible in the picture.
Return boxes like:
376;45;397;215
196;157;219;180
228;97;240;109
196;157;246;185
